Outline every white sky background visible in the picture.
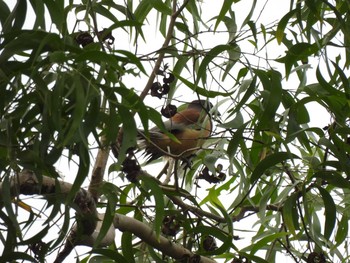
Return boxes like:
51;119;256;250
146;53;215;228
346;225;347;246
1;0;342;262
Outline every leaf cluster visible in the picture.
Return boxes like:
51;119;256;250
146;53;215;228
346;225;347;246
1;1;350;263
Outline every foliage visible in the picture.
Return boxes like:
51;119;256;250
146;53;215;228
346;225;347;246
1;0;350;262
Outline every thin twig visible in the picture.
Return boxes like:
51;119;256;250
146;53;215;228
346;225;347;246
139;0;190;100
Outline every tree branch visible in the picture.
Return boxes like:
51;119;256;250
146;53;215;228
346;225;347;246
88;141;109;201
114;213;217;263
1;170;217;263
0;170;99;263
232;204;282;222
132;168;228;223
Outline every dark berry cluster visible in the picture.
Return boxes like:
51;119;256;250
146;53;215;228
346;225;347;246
75;29;115;47
197;165;226;184
202;235;217;252
161;215;181;236
121;154;140;183
161;104;177;118
150;64;175;99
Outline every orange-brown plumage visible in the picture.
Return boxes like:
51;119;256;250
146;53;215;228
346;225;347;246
140;100;213;162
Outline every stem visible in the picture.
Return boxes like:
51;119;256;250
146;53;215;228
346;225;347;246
139;0;190;100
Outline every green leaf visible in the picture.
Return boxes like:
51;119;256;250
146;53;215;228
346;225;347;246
108;20;143;31
250;232;289;255
226;122;248;162
318;137;350;177
276;42;318;78
66;143;90;203
250;152;299;183
197;44;235;85
150;0;172;16
239;253;269;263
148;245;165;262
60;77;87;146
29;0;46;30
220;112;244;129
49;205;71;249
248;27;260;52
222;43;241;81
168;56;191;99
76;51;123;70
94;184;118;247
224;9;237;43
1;175;21;236
90;249;127;262
99;1;129;17
255;69;282;130
43;0;65;32
0;252;37;262
317;186;336;240
185;0;201;32
11;0;27;31
214;202;233;235
18;226;49;246
276;9;297;44
174;73;234;97
331;60;350;98
134;0;152;24
229;76;256;116
116;104;137;162
0;1;10;32
335;215;348;246
114;86;149;132
282;192;300;235
0;31;66;65
290;97;311;124
175;22;190;35
241;0;257;28
93;3;120;24
114;50;146;74
313;171;350;189
315;66;341;96
214;0;237;31
121;232;135;263
139;175;164;239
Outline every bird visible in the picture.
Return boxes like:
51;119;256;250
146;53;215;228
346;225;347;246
139;100;214;162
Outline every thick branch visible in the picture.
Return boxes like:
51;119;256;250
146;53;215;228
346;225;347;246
1;171;217;263
114;213;217;263
88;142;109;201
0;170;99;263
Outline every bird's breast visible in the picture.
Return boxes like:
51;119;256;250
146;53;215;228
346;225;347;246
150;127;211;157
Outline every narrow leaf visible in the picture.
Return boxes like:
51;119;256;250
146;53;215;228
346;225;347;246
313;171;350;189
214;0;236;31
90;249;127;262
121;232;135;263
317;186;336;240
276;9;297;44
174;73;234;97
250;232;289;255
282;192;299;235
197;44;234;85
226;122;248;162
335;215;348;246
139;175;164;239
250;152;299;183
